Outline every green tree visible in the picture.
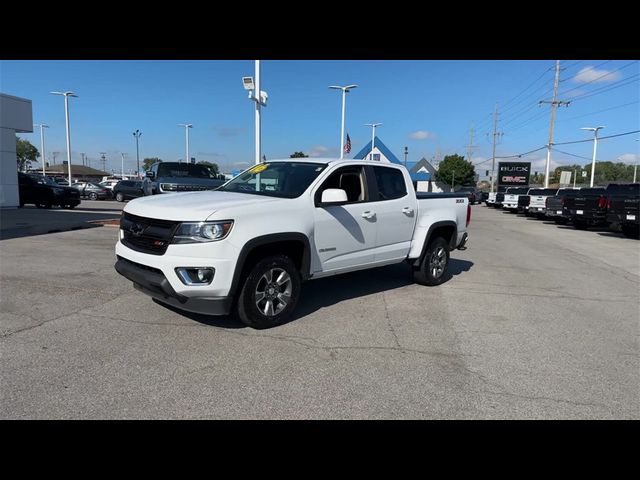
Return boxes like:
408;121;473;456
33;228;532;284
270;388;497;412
142;157;162;171
16;136;39;171
197;161;219;175
290;151;308;158
435;154;476;188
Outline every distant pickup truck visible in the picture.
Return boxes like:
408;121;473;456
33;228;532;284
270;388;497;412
142;161;226;195
545;188;581;224
524;188;558;217
502;187;531;212
115;159;470;329
564;187;607;229
605;183;639;238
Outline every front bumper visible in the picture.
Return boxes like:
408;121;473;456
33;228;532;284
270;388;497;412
115;256;233;315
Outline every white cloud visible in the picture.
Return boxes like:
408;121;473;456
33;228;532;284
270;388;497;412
408;130;436;140
617;153;640;165
573;66;621;84
309;145;338;157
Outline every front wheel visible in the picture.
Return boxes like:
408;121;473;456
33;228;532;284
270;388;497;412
115;192;124;202
89;192;98;201
237;255;301;329
413;237;450;286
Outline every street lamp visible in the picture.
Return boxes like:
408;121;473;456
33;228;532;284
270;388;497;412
50;91;78;185
581;126;604;187
404;146;408;168
364;123;382;161
33;124;49;176
178;124;193;164
133;130;142;177
243;60;268;165
121;153;126;178
329;84;358;159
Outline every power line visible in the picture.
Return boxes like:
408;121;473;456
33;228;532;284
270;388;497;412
551;147;593;161
557;100;640;123
559;60;638;97
553;129;640;146
569;75;640;102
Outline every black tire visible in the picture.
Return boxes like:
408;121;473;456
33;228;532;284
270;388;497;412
89;192;98;201
554;217;568;225
573;218;588;230
115;192;124;202
622;224;640;239
413;237;450;286
237;255;301;329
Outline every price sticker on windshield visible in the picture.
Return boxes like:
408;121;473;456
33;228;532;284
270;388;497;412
250;164;268;174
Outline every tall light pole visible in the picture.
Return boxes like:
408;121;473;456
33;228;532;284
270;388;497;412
120;153;126;178
33;124;49;176
364;123;382;160
329;84;358;159
634;139;639;183
242;61;269;165
178;124;192;163
133;130;142;177
50;91;78;185
581;126;604;187
404;146;408;168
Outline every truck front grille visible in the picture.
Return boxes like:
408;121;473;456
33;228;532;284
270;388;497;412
120;212;179;255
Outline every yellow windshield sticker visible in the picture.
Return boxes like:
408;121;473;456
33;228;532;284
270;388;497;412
250;164;268;174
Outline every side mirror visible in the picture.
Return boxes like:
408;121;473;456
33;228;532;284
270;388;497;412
320;188;348;205
145;171;155;179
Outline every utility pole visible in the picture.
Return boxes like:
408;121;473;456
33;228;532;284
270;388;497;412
466;123;478;164
81;152;85;166
133;130;142;178
100;152;107;173
121;153;126;178
451;171;455;192
490;103;502;193
573;169;577;188
540;60;570;188
52;151;59;165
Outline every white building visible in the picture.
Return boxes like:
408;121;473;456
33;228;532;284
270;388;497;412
1;93;33;207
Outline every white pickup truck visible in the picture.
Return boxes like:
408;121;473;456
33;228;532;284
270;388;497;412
115;159;470;329
502;186;531;212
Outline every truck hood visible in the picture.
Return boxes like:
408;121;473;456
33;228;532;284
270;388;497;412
123;191;281;221
157;177;224;187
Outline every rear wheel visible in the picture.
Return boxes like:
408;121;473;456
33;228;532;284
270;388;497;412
573;218;588;230
89;192;98;200
237;255;301;329
622;224;640;239
413;237;450;286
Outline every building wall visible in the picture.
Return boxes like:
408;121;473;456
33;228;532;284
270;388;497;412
364;146;390;163
0;94;33;208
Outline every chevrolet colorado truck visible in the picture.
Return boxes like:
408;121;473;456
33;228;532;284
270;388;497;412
115;159;470;329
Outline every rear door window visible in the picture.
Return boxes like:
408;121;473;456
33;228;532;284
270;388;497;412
372;166;407;201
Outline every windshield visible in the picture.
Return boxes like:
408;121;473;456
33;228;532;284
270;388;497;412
218;162;327;198
30;175;58;186
157;162;216;179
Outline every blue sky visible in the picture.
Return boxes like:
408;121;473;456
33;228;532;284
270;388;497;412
1;60;638;177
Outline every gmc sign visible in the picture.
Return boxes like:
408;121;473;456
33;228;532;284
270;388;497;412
498;162;531;186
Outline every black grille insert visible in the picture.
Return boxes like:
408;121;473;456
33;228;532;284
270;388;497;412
120;212;179;255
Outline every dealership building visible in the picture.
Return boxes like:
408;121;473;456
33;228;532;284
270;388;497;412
0;93;33;208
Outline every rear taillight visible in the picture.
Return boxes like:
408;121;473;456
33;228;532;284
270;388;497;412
597;196;607;209
606;197;613;209
466;203;471;227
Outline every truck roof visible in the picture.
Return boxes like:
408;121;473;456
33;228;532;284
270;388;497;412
264;158;406;168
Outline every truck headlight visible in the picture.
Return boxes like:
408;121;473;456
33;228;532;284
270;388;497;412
161;183;178;191
172;220;233;244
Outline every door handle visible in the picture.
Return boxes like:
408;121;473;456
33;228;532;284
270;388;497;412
402;207;414;214
361;211;376;219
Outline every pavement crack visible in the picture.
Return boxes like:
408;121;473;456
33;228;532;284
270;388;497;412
473;389;607;409
381;291;401;348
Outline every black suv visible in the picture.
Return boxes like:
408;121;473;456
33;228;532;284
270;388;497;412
18;173;81;209
112;180;145;202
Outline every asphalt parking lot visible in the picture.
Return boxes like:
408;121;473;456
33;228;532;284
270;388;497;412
1;204;638;419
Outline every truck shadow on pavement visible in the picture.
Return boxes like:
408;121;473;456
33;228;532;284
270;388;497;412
159;258;474;328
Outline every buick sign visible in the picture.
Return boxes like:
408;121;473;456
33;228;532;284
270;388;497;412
498;162;531;186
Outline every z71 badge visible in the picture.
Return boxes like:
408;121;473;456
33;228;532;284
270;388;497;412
456;199;465;203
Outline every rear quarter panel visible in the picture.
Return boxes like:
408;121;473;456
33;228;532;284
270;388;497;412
408;194;467;259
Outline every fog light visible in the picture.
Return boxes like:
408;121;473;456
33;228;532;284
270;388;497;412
175;267;214;285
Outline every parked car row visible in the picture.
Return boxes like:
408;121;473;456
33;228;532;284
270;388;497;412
18;173;81;209
485;184;640;238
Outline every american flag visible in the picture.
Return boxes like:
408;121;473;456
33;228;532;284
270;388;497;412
344;134;351;154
